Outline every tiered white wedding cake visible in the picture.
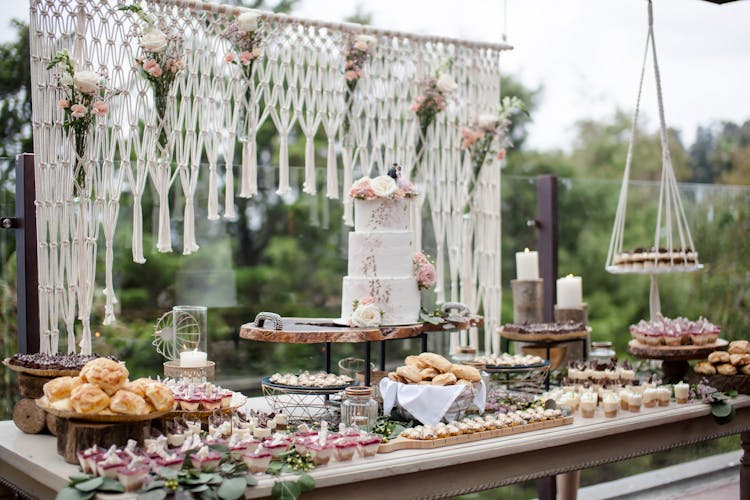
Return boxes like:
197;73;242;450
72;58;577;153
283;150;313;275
341;173;425;326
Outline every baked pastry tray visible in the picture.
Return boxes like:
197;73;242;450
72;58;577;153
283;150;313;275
378;415;574;453
3;359;81;378
36;397;170;422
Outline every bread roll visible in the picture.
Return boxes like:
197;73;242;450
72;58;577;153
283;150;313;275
418;352;452;373
456;379;473;386
43;376;82;402
694;361;716;375
707;351;730;364
717;363;737;376
729;340;750;355
419;367;440;380
431;372;457;386
405;355;428;370
70;383;110;414
742;365;750;376
122;378;152;397
50;398;73;412
396;365;422;384
110;389;150;415
730;353;750;367
450;364;481;383
143;382;175;412
80;358;128;396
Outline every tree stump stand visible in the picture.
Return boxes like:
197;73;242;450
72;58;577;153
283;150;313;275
12;372;55;434
56;418;152;464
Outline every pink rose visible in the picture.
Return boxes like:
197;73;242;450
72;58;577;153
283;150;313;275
91;100;108;117
57;99;70;109
239;51;252;65
359;296;375;306
143;59;162;77
413;252;428;265
344;70;359;81
70;103;87;118
353;40;368;52
416;263;436;290
496;148;507;161
225;53;235;63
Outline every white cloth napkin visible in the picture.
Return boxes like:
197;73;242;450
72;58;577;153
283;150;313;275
379;378;486;425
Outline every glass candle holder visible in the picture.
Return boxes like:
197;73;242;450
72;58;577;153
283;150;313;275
174;305;208;367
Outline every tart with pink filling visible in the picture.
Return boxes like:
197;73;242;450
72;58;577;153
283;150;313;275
190;446;222;472
357;435;381;457
333;440;358;462
116;463;151;492
155;453;184;471
242;447;272;474
307;442;334;465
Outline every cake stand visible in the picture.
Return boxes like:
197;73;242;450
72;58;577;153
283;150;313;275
627;338;728;383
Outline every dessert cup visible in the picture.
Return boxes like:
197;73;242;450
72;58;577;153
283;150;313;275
674;382;690;404
116;464;150;492
357;436;381;457
657;387;671;406
307;443;334;465
242;449;272;474
333;440;358;461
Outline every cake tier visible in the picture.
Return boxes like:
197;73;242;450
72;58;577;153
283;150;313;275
347;231;414;278
354;198;411;233
341;276;420;326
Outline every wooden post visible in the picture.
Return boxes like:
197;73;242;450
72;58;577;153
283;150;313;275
740;431;750;500
15;153;39;354
536;175;558;323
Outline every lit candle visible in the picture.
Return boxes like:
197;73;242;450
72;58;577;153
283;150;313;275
180;349;207;368
557;274;583;308
515;248;539;280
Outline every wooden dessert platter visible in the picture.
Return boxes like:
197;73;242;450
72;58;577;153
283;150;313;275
378;416;574;453
3;359;80;377
499;326;591;343
627;338;728;361
240;318;424;344
163;393;248;422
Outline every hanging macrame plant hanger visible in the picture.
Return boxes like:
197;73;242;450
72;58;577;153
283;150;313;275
605;0;703;320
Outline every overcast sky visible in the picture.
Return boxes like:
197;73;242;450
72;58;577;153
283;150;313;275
4;0;749;151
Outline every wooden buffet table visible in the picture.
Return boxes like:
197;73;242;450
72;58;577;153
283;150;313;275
1;396;750;499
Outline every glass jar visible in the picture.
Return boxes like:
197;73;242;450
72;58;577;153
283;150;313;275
341;386;378;432
589;341;616;363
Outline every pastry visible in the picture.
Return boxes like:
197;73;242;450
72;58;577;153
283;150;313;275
50;398;73;412
405;355;428;370
268;371;353;387
431;372;457;386
730;354;750;367
451;364;481;382
396;365;422;384
387;372;406;384
742;365;750;376
694;361;717;375
43;376;83;402
80;358;128;396
417;352;452;373
419;367;440;380
143;382;175;412
109;389;150;415
122;378;152;397
729;340;750;355
717;363;737;376
70;383;111;414
456;379;473;386
707;351;730;364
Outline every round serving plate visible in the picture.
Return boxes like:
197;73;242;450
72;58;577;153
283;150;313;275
261;376;354;393
331;318;422;328
498;326;591;343
627;338;728;361
606;264;703;275
3;359;81;378
164;393;247;420
483;360;550;372
36;397;170;422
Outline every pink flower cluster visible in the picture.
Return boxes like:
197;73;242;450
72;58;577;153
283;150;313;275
58;99;108;118
225;47;263;67
139;57;183;78
411;80;448;115
413;252;436;290
349;178;376;200
343;42;371;86
460;128;484;150
359;296;375;306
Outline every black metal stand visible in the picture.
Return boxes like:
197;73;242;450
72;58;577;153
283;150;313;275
502;336;588;391
364;342;371;386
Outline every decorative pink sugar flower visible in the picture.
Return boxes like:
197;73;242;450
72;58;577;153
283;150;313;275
57;99;70;109
359;296;375;306
70;103;87;118
413;252;429;265
416;263;436;289
91;101;108;117
143;59;162;77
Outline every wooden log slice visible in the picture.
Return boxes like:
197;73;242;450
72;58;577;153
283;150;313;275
57;419;151;464
18;372;55;399
240;318;423;344
46;413;59;436
628;338;728;361
12;398;47;434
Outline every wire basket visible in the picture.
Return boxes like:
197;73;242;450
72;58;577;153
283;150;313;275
261;378;345;425
484;362;550;395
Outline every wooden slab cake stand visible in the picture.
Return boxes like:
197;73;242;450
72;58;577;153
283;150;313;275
627;338;728;383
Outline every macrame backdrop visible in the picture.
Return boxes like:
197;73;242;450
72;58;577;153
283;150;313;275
29;0;511;355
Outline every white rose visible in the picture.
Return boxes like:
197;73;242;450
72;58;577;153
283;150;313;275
351;303;381;328
73;71;98;94
478;113;498;130
141;28;168;53
435;72;457;94
355;34;377;50
370;175;397;198
60;73;74;87
237;11;261;33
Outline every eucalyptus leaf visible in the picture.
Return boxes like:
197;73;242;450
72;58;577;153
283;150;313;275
712;401;733;418
99;477;126;493
158;467;178;480
271;480;302;500
73;477;103;492
68;474;93;484
191;484;210;493
144;480;166;491
137;489;168;500
209;444;230;454
266;462;283;476
297;474;315;493
217;477;248;500
55;486;88;500
246;474;258;487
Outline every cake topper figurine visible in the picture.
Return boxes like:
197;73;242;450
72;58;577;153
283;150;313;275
387;163;401;181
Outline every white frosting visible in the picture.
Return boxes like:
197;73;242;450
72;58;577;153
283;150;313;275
341;276;419;325
347;231;414;277
354;198;410;232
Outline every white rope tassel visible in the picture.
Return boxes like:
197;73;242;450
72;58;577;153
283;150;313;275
153;160;173;253
341;146;353;225
277;133;290;195
325;137;338;199
207;162;219;220
240;139;258;197
303;135;316;194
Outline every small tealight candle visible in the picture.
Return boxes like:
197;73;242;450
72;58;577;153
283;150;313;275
515;248;539;280
180;349;208;368
556;274;583;308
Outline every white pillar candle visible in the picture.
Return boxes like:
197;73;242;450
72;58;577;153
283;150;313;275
515;248;539;280
180;349;207;368
557;275;583;309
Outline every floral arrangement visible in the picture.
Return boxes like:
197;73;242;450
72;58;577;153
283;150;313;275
412;60;457;172
47;50;118;192
348;174;417;201
119;4;183;149
223;11;264;79
460;96;524;201
413;252;436;290
350;296;382;328
343;34;376;136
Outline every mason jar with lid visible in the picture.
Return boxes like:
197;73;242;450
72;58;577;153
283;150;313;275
341;386;378;432
589;341;617;363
